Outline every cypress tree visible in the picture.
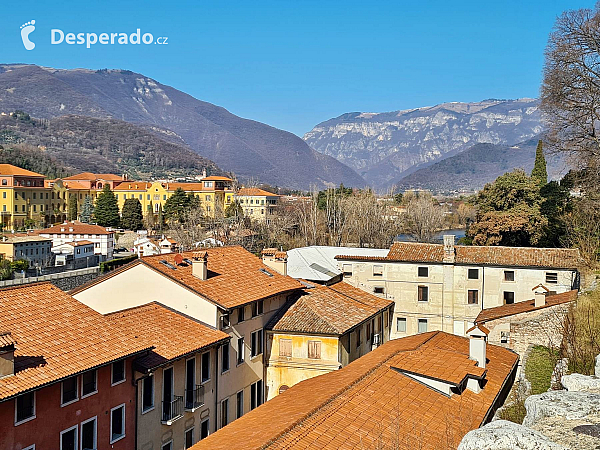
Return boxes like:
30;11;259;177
68;194;78;221
121;198;144;231
94;185;120;227
531;140;548;186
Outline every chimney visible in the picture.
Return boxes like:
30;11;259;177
261;248;287;276
192;251;208;281
443;235;455;263
533;284;549;308
0;333;16;379
466;324;488;393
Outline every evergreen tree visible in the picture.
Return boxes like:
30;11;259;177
157;204;165;231
94;185;120;227
225;200;243;219
163;187;193;223
68;194;78;221
531;140;548;186
121;198;144;231
80;195;95;223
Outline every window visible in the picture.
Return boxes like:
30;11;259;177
15;391;35;424
396;317;407;333
250;380;263;410
308;340;321;359
61;376;78;405
418;267;428;277
251;329;263;357
81;416;97;450
200;419;210;440
236;390;244;419
356;328;361;348
185;427;195;449
221;313;230;329
252;300;264;317
221;399;229;428
504;291;515;305
201;352;210;382
342;264;352;277
82;369;97;397
366;322;371;342
162;441;173;450
111;359;125;386
237;337;245;365
501;331;510;344
468;290;479;305
504;270;515;282
374;286;384;294
418;286;428;302
279;339;292;357
142;376;154;412
221;344;230;373
468;268;479;279
546;272;558;284
418;319;428;334
373;265;383;276
237;306;245;323
60;425;77;450
110;404;126;443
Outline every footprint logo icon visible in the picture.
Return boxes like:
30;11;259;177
20;20;36;50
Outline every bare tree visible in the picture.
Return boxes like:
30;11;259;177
403;193;445;243
541;5;600;182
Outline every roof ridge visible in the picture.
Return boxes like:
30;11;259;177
325;283;381;311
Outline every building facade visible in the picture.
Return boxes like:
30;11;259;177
235;188;279;223
37;221;115;261
336;237;580;340
0;234;53;268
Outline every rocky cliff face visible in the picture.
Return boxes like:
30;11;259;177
304;99;543;188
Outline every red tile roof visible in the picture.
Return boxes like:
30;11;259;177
71;246;304;310
475;290;578;324
37;221;113;235
193;331;518;450
0;164;44;177
0;283;151;401
0;332;15;349
237;188;280;197
268;282;393;335
63;172;122;181
338;242;581;269
105;302;229;371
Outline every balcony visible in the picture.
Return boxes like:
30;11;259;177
185;384;204;412
161;395;184;425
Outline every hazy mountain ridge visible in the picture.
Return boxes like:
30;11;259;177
303;99;543;188
393;137;568;194
0;64;366;190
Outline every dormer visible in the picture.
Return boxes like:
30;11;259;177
0;332;16;378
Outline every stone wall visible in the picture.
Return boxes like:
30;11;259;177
0;267;99;292
484;303;572;374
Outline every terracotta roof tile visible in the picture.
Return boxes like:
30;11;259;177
338;242;581;269
63;172;122;181
476;290;577;324
237;188;280;197
193;331;518;450
268;282;393;335
0;332;15;349
0;283;151;401
105;303;229;371
0;164;44;177
37;221;113;235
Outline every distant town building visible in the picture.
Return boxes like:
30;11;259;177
235;188;279;223
37;221;115;261
0;234;52;268
336;236;580;339
52;240;97;269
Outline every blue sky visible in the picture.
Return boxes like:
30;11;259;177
0;0;591;136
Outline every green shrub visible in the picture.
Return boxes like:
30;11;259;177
99;255;138;273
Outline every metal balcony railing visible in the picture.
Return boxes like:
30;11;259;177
161;395;184;424
185;384;204;411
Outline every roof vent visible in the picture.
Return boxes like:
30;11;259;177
259;268;274;277
159;260;177;270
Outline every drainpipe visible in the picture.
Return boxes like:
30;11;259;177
214;345;219;433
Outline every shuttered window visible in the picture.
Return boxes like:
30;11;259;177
308;340;321;359
279;339;292;357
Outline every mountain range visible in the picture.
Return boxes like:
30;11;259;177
303;99;544;188
392;137;568;194
0;64;365;190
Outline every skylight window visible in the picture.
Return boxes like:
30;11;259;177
183;258;194;265
159;260;177;270
259;268;273;277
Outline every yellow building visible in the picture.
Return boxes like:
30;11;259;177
235;188;279;223
264;280;393;400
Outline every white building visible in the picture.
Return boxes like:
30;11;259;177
336;236;580;339
52;240;97;268
37;221;114;261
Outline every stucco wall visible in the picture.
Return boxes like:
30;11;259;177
339;259;577;340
